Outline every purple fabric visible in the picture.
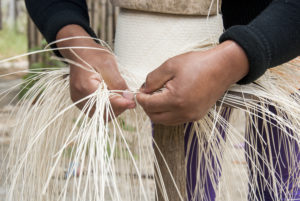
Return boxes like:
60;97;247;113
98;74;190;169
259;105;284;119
245;104;300;201
185;108;231;201
185;106;300;201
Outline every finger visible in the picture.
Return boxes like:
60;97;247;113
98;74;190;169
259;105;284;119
96;57;129;91
106;70;128;91
122;91;135;102
70;60;134;119
141;60;175;93
136;89;173;113
73;98;96;118
148;112;183;126
90;95;136;121
99;60;134;106
70;66;100;95
110;95;136;116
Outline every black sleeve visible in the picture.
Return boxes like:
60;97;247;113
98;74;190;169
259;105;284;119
219;0;300;84
25;0;97;53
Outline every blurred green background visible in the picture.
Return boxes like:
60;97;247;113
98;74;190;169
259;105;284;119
0;0;27;60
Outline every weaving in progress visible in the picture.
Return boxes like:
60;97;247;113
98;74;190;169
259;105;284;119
1;0;300;201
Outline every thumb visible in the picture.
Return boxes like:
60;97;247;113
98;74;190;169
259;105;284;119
102;69;129;91
141;60;175;93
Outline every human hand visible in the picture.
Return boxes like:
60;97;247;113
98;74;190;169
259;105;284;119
57;25;136;117
137;41;249;125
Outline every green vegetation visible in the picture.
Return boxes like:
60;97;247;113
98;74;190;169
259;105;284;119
18;62;45;99
0;26;27;60
19;39;65;99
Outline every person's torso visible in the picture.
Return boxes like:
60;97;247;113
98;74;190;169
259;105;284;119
110;0;220;15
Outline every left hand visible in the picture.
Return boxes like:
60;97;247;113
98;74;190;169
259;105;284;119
137;41;249;125
56;25;136;119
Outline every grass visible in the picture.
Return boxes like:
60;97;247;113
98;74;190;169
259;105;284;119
0;25;27;60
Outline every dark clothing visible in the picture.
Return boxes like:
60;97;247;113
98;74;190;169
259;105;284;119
220;0;300;84
25;0;300;84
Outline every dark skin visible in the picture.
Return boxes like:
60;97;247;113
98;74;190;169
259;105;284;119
56;24;249;124
56;25;136;117
137;41;249;125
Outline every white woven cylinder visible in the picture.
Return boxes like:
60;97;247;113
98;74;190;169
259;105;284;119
114;9;223;86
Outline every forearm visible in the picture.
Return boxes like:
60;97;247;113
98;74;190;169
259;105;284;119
56;24;113;77
56;25;102;61
25;0;97;56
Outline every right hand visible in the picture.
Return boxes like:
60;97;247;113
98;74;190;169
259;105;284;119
57;25;136;118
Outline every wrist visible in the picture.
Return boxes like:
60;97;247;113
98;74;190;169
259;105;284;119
218;40;249;84
56;24;109;61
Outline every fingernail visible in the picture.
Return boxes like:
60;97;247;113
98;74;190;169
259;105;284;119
122;91;134;101
140;82;147;92
141;82;146;89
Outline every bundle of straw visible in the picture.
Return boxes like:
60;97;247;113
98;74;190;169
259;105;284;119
0;7;299;201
